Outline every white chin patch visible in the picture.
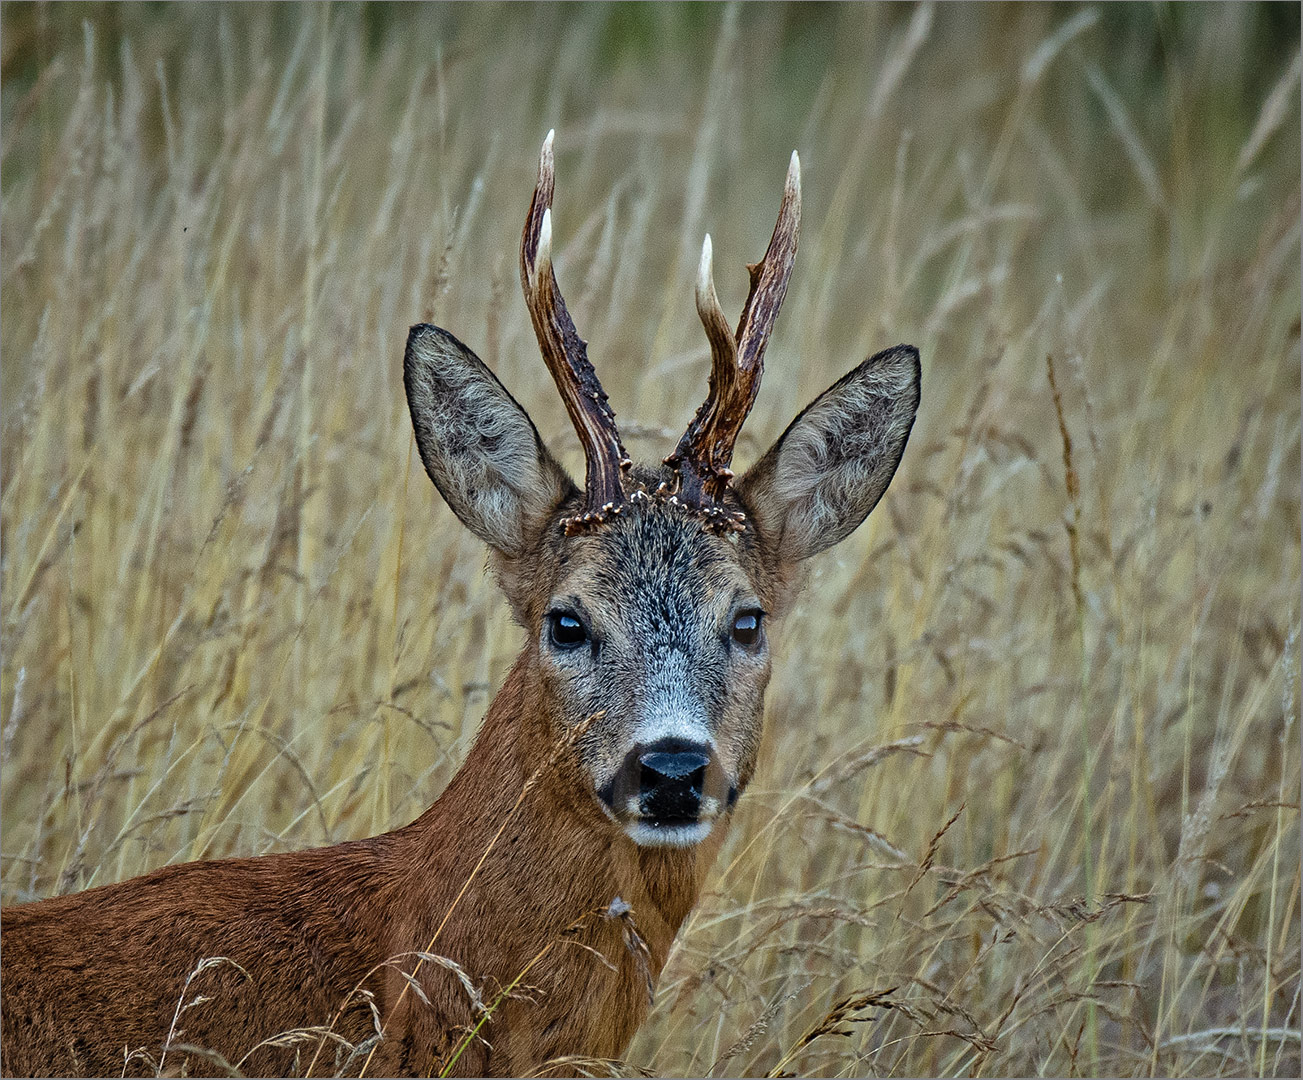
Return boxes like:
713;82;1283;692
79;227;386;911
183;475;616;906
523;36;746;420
625;819;716;848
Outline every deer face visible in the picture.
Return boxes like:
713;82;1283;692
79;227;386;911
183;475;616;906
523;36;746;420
534;491;774;846
403;134;920;848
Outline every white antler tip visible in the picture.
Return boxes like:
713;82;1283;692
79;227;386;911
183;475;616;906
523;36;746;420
788;150;801;190
545;128;555;150
698;234;713;286
537;207;553;268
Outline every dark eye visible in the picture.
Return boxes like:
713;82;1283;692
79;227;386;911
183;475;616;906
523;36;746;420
549;611;588;650
731;609;763;647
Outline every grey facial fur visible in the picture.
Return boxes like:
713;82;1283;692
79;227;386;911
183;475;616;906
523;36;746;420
536;497;772;841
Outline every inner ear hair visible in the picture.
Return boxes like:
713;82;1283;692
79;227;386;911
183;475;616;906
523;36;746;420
404;323;576;557
738;344;920;564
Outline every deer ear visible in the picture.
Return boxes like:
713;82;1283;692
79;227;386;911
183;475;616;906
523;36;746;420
737;345;920;563
404;324;576;556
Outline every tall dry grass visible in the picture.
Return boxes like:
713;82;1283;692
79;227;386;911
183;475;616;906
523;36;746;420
1;3;1299;1076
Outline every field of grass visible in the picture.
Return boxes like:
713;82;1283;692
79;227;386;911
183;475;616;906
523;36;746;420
2;3;1299;1076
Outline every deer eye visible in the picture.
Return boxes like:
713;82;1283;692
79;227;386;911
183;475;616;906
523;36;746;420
731;609;764;648
548;611;589;650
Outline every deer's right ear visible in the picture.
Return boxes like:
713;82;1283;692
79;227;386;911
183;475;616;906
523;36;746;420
404;324;577;556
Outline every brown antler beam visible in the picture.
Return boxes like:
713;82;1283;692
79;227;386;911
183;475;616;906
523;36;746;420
521;130;629;532
666;151;801;517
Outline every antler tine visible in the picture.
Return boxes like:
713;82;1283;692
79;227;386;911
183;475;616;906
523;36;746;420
667;151;801;517
521;131;629;532
737;149;801;388
695;234;741;417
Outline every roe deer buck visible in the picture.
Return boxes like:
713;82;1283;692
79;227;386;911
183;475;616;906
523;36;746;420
0;132;920;1078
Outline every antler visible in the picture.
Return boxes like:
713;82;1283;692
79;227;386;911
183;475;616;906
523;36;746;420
521;131;629;533
665;151;801;525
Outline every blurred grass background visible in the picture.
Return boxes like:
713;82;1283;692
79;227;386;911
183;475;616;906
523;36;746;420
1;2;1299;1076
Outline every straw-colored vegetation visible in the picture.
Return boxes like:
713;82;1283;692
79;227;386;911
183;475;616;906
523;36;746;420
2;3;1299;1076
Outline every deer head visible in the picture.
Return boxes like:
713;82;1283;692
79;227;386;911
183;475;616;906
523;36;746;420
404;133;920;848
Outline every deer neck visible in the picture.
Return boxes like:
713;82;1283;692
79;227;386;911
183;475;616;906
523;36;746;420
401;651;722;971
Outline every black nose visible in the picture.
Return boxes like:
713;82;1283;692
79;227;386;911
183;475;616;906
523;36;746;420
638;742;711;824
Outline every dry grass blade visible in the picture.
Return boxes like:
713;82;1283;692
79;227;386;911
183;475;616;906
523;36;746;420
1045;352;1083;615
158;957;251;1076
1035;891;1154;928
606;896;655;1008
155;1042;242;1077
1084;61;1165;209
905;803;964;895
806;735;928;795
921;719;1026;749
410;951;487;1015
922;847;1040;918
764;988;915;1078
708;980;812;1075
1237;51;1303;176
526;1054;657;1078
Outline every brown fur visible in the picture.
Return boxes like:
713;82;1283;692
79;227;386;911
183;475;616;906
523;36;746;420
1;655;715;1077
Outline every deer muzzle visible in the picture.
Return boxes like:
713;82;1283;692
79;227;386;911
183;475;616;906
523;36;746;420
599;737;737;847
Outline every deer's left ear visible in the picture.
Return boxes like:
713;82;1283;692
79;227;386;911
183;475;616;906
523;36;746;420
737;345;920;563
